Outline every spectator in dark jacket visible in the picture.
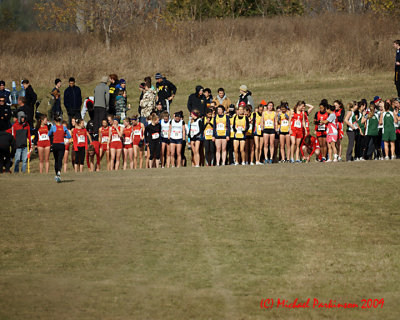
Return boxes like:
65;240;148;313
0;96;11;131
64;77;82;128
0;129;15;173
17;97;30;119
155;73;176;113
9;111;30;173
22;79;37;128
187;85;206;116
108;74;119;116
0;81;11;106
49;78;62;120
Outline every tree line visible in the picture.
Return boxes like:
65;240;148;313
0;0;398;48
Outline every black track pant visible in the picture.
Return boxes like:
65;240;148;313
204;140;215;165
363;135;381;159
53;143;65;174
149;140;161;160
0;147;12;172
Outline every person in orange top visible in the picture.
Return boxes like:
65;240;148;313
108;117;123;170
73;119;91;172
35;114;51;173
98;119;111;170
122;118;134;170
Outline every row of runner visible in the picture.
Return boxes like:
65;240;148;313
26;97;399;181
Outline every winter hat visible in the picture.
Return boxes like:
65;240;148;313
239;101;246;107
239;85;248;92
155;73;163;80
101;76;108;83
373;96;382;104
119;79;126;84
17;111;26;122
139;82;145;89
0;80;5;86
260;100;267;106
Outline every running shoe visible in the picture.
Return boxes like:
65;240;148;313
241;162;246;166
264;159;268;164
385;156;390;160
326;159;332;163
290;159;295;163
296;160;301;163
250;162;255;166
391;156;396;160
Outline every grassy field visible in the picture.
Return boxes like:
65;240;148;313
1;162;399;320
1;73;400;319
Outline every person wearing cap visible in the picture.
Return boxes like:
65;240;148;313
212;88;231;112
237;85;255;111
64;77;82;129
187;86;206;117
394;40;400;97
9;111;31;173
21;79;37;129
0;81;11;106
93;76;110;134
0;95;11;131
116;79;126;91
155;73;176;113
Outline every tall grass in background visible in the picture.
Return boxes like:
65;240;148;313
0;13;396;86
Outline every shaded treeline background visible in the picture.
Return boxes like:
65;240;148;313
0;14;397;87
0;1;398;86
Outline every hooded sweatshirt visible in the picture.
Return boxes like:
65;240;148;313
187;86;206;116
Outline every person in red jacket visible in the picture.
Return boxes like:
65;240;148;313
73;119;91;172
301;135;321;162
9;111;31;173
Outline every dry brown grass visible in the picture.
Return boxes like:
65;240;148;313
0;13;396;86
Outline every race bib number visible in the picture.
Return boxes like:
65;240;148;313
101;136;109;143
265;119;274;128
124;137;132;144
294;120;301;128
172;130;181;138
236;126;244;134
152;132;160;140
248;124;253;132
161;129;168;138
205;129;213;136
257;124;261;132
112;134;120;142
281;120;289;127
64;138;69;145
217;123;225;131
190;128;199;136
39;134;49;141
318;124;326;131
78;135;85;143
